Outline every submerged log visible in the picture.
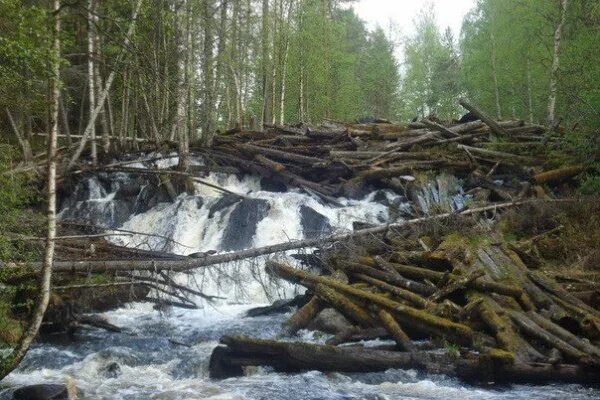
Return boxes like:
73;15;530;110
209;336;599;384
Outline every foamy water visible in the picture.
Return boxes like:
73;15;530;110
4;154;598;399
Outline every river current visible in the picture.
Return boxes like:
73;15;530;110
2;154;598;399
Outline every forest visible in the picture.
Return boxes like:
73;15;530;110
0;0;599;398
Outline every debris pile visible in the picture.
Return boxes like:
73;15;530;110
209;100;580;203
210;228;600;383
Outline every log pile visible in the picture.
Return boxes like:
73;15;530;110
210;231;600;384
206;101;581;202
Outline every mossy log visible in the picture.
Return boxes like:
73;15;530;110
352;273;433;309
209;336;599;384
282;296;324;336
312;283;377;327
508;310;592;363
268;260;474;345
376;307;415;351
474;295;546;362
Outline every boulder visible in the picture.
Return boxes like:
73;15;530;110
220;199;270;251
13;384;69;400
299;205;331;238
307;308;354;335
259;177;288;193
133;183;172;214
208;195;241;218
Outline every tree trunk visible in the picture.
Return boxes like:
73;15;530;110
0;0;60;380
526;58;534;123
261;0;272;127
58;93;72;146
490;32;502;120
5;109;33;161
67;0;142;170
87;0;97;165
200;0;215;142
547;0;568;128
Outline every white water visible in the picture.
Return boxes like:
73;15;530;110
4;154;598;399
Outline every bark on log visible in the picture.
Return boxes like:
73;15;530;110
459;99;509;138
209;336;599;383
376;307;415;351
268;260;474;345
533;166;584;184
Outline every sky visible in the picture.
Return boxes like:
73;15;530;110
352;0;477;43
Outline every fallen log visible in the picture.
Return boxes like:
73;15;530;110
209;336;599;384
533;166;584;184
268;260;474;345
4;199;571;274
459;99;509;138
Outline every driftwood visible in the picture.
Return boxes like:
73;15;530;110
210;336;599;384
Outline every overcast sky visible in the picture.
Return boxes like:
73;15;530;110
352;0;477;43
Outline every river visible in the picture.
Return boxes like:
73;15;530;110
2;154;598;399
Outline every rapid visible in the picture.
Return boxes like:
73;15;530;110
1;154;598;400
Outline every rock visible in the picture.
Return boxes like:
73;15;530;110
372;190;390;205
99;361;122;378
13;384;69;400
133;183;172;214
245;294;309;317
307;308;354;335
220;199;270;251
259;177;288;193
208;195;241;218
299;205;331;238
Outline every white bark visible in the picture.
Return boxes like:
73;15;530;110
547;0;568;128
5;109;33;161
67;0;142;170
1;0;61;378
527;58;534;124
490;32;502;120
87;0;97;165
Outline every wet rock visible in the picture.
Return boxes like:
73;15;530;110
307;308;353;335
299;205;331;238
259;177;288;193
208;194;241;218
245;294;309;317
59;198;133;229
99;361;122;378
133;183;172;214
220;199;270;251
372;190;390;205
12;384;69;400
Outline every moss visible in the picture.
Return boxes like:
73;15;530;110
0;299;22;348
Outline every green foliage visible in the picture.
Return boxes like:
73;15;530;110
400;10;461;120
0;0;52;113
0;145;42;262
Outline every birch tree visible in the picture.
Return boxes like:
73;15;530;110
0;0;60;379
547;0;569;128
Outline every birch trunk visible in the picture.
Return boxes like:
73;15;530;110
547;0;568;128
87;0;97;165
5;109;33;161
261;0;272;127
67;0;142;170
0;0;60;380
490;32;502;120
175;0;190;171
